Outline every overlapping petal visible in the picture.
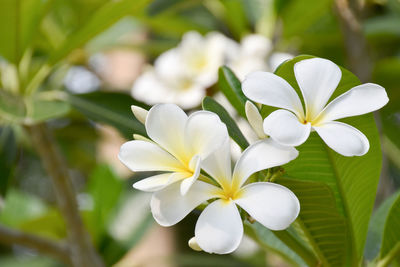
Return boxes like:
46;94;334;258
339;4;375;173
195;200;243;254
263;109;311;146
317;83;389;123
184;111;228;160
232;139;299;188
180;155;202;195
201;140;232;188
146;104;188;161
118;140;184;172
294;58;342;119
242;71;304;118
133;172;189;192
151;181;217;227
313;121;369;156
235;183;300;230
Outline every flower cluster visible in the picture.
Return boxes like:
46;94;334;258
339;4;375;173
119;56;388;254
132;31;292;109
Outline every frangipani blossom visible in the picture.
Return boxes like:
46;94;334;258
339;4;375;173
132;68;205;109
118;104;228;195
132;31;233;108
228;34;294;80
151;139;300;254
243;57;389;156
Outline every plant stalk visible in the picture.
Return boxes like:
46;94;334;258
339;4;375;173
0;224;71;265
26;123;104;267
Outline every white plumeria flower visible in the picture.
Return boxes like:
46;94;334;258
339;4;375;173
243;57;389;156
118;104;228;195
228;34;294;80
156;31;233;88
151;139;300;254
132;68;205;109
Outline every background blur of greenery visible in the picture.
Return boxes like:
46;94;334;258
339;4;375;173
0;0;399;266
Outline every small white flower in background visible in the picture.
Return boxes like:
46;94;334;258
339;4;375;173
132;31;233;109
151;139;300;254
118;104;228;195
64;66;100;94
228;34;293;80
132;67;205;109
243;57;389;156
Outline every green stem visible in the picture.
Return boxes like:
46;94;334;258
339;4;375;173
244;224;319;267
26;124;104;267
377;243;400;267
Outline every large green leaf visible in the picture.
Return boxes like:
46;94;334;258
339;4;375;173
262;55;383;265
364;191;400;261
379;192;400;262
218;66;248;118
279;178;347;266
0;0;50;63
68;91;147;139
49;0;150;65
202;96;249;150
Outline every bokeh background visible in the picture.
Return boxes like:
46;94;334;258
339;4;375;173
0;0;399;266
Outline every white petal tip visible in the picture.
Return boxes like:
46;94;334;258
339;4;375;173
188;237;202;251
131;105;148;124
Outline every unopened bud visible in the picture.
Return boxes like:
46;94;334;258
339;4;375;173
131;105;148;124
188;237;202;251
245;101;266;139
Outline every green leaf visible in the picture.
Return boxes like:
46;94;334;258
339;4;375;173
279;178;347;266
86;164;123;240
0;0;50;63
28;98;71;123
0;90;26;123
49;0;150;65
218;66;248;118
379;192;400;261
68;91;147;139
263;55;383;265
202;96;249;150
244;223;308;267
220;0;249;39
364;191;400;261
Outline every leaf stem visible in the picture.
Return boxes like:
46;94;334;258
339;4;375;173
25;124;104;267
0;224;71;265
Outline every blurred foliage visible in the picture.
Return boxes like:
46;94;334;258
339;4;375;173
0;0;399;266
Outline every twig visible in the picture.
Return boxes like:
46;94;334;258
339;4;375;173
334;0;371;82
0;224;71;265
25;124;104;267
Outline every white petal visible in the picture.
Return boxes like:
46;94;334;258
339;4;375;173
242;71;304;118
133;172;188;192
268;52;293;72
317;83;389;123
245;101;267;139
188;237;202;251
118;140;183;172
201;139;232;188
131;105;148;125
184;111;228;159
131;70;175;105
263;109;311;146
146;104;188;161
180;155;201;195
173;85;205;109
313;121;369;156
151;181;217;226
232;139;299;187
195;199;243;254
235;182;300;230
294;58;341;119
